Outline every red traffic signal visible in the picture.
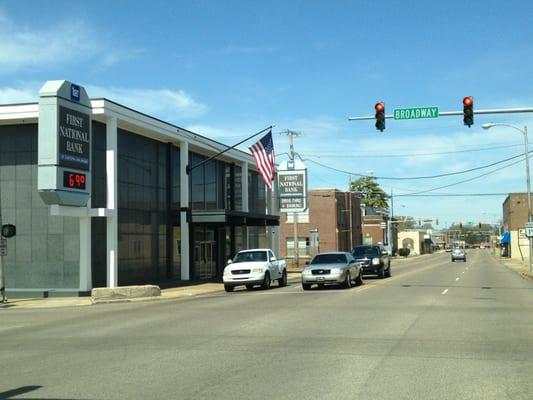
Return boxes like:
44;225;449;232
374;102;385;132
463;96;474;127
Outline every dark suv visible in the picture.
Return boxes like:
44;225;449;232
352;244;391;278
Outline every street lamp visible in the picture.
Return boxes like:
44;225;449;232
482;123;532;273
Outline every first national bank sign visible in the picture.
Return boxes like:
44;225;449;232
38;80;92;207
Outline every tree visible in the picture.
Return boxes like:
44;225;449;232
396;216;416;231
350;176;389;209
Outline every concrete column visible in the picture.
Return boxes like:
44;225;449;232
242;162;249;248
106;116;118;287
180;141;190;280
79;213;92;292
242;162;249;212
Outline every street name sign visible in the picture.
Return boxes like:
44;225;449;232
393;107;439;120
525;226;533;238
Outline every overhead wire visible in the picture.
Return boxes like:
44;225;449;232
303;150;530;180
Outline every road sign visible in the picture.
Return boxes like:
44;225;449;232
393;107;439;120
526;222;533;228
525;227;533;238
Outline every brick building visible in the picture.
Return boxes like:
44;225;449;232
503;193;529;231
279;189;362;269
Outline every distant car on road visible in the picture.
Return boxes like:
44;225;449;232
301;252;363;290
352;244;391;278
451;248;466;262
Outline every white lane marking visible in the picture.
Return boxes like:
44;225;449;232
455;277;460;281
442;289;449;295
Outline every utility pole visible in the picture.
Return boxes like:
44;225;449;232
285;130;301;269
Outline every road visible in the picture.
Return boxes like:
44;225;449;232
1;250;533;400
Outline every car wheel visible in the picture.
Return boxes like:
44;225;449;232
278;270;288;287
451;259;455;262
378;266;385;279
386;266;391;278
302;283;311;290
355;270;364;286
342;271;351;289
261;272;271;290
245;285;254;291
224;285;234;292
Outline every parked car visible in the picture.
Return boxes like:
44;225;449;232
301;252;363;290
352;244;391;278
223;249;287;292
451;248;466;262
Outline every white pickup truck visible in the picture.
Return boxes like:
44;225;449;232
223;248;287;292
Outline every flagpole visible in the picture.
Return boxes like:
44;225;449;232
186;125;274;174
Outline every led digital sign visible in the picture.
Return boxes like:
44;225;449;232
63;171;86;190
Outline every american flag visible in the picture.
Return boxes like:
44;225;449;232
249;130;276;190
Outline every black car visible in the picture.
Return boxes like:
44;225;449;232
352;244;391;278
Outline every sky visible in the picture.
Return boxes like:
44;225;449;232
1;0;533;229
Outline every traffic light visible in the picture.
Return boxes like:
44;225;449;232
478;222;482;229
459;222;463;229
463;96;474;127
375;102;385;132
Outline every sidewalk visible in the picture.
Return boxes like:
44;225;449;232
0;273;302;310
495;255;533;281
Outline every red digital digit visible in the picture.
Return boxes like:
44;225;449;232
69;173;75;187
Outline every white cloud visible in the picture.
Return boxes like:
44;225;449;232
87;85;208;120
0;86;38;103
0;10;142;73
0;82;208;121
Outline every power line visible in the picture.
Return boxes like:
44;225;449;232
304;150;529;180
301;142;523;159
394;157;523;196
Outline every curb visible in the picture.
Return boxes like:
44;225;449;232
493;255;533;281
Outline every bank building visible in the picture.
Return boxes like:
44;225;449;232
0;80;280;297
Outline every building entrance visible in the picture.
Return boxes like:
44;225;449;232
193;226;217;280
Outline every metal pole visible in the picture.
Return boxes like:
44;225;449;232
287;130;299;269
524;125;533;274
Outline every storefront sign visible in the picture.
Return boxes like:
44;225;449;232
277;159;307;213
38;80;92;207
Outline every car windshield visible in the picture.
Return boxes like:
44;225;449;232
352;246;379;257
311;253;347;265
233;251;267;263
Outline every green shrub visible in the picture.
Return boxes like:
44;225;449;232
398;248;410;257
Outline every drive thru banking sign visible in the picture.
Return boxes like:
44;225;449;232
394;106;439;120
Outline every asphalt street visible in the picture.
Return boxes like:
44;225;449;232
1;250;532;400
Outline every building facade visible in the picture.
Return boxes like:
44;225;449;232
279;189;362;269
0;81;279;296
502;193;529;231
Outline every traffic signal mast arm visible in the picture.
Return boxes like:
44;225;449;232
348;107;533;121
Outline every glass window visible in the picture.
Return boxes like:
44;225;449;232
286;210;309;223
286;237;309;257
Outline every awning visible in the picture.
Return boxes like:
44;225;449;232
190;209;279;226
500;231;510;244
